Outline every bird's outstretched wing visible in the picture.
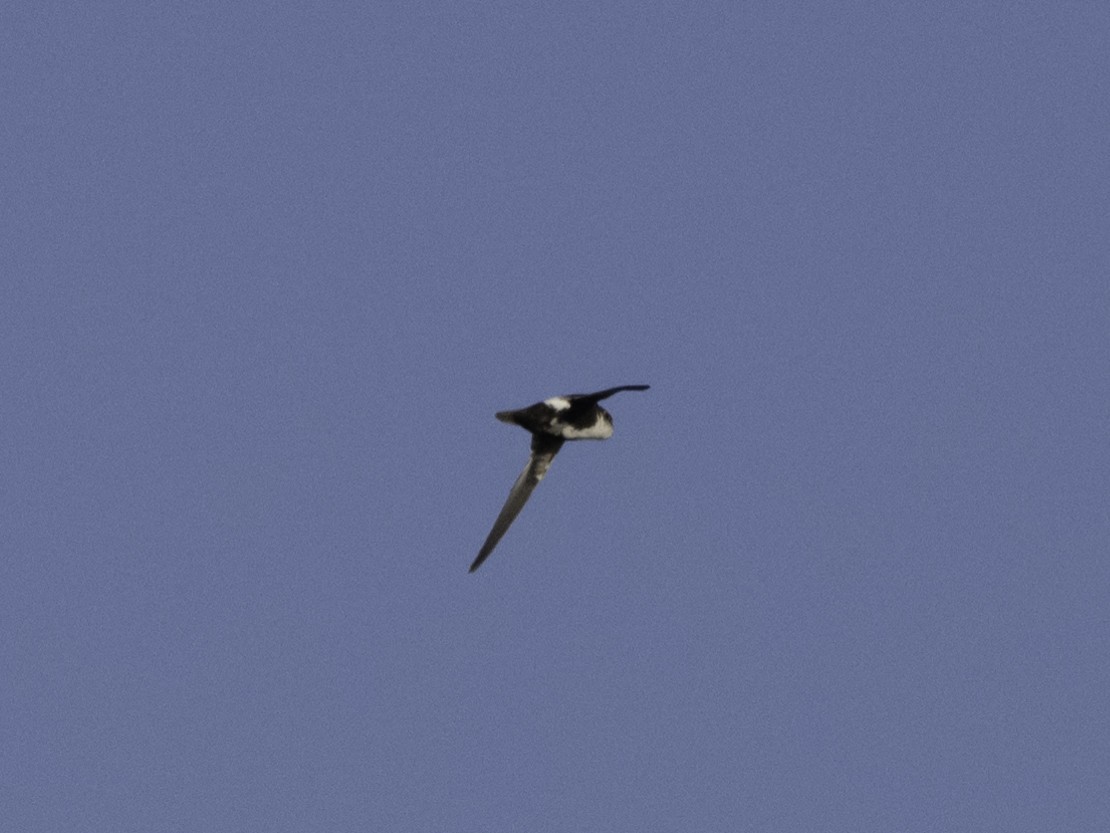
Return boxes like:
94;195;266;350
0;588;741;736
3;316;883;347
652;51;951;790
577;384;650;402
469;434;564;573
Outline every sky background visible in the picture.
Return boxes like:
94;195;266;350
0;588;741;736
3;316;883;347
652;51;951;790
4;4;1109;831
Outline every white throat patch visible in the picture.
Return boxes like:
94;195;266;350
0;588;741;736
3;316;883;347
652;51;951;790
543;396;571;411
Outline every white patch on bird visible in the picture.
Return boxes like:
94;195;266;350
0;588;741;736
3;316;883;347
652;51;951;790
559;415;614;440
544;396;571;411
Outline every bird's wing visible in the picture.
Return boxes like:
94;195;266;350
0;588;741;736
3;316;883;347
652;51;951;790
469;434;564;572
578;384;650;402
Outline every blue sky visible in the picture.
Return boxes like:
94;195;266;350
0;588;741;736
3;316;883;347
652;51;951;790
4;4;1108;831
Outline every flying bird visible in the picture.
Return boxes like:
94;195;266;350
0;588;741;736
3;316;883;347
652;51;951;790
469;385;650;573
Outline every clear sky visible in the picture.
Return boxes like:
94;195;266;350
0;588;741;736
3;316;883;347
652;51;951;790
5;4;1108;831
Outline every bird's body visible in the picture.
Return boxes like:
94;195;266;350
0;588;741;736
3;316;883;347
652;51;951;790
469;385;649;573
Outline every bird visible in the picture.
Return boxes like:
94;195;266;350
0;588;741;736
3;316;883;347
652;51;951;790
469;385;650;573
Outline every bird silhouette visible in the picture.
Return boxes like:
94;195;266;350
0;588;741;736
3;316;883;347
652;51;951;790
469;385;649;572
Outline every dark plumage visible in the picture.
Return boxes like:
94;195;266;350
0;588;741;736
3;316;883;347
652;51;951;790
469;385;649;573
